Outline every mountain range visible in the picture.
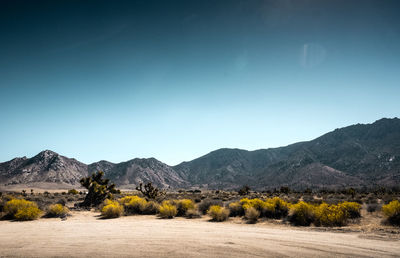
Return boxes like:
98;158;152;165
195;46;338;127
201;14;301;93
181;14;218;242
1;118;399;190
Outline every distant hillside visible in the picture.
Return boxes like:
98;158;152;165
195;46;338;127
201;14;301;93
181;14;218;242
1;118;399;190
89;158;187;189
0;150;88;187
174;118;400;189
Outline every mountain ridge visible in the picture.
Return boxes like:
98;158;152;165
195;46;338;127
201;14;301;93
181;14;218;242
1;117;399;190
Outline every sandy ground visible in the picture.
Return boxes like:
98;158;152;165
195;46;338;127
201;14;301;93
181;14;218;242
0;212;399;258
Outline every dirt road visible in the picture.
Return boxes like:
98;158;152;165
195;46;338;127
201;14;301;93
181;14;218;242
0;212;399;257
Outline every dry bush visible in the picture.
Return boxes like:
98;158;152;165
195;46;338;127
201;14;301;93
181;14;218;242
382;200;400;226
244;206;260;224
119;196;147;215
4;199;42;221
367;203;379;213
175;199;195;216
158;201;177;219
228;201;244;217
198;199;223;215
207;205;229;222
46;204;69;218
288;201;315;226
101;200;123;218
185;208;201;219
143;201;160;215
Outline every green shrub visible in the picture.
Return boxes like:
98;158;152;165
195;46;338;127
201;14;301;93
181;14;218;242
119;195;147;215
46;204;69;218
101;200;123;218
244;206;260;224
228;201;244;217
288;201;315;226
382;200;400;226
4;199;42;221
158;201;177;219
314;203;346;227
175;199;195;216
207;205;229;222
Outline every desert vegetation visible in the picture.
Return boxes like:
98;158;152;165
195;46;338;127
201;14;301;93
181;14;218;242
0;184;399;230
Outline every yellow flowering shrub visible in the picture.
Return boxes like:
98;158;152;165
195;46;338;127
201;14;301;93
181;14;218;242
175;199;195;216
288;201;315;226
228;201;244;217
207;205;229;222
266;197;290;218
101;200;123;218
158;201;177;219
314;203;346;227
382;200;400;225
4;199;42;221
119;195;147;215
338;201;361;219
46;204;69;217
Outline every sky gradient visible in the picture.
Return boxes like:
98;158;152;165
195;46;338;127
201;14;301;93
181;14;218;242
1;0;400;165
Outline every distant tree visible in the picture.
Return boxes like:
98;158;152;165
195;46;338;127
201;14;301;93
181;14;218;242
136;182;165;200
79;171;120;207
238;185;250;196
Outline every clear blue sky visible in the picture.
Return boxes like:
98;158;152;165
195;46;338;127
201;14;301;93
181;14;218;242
1;0;399;165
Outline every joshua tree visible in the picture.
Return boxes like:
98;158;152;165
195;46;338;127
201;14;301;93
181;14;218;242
136;182;165;199
80;171;120;207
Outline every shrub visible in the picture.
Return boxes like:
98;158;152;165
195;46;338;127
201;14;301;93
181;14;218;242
119;195;147;215
198;199;223;215
207;205;229;222
46;204;69;218
158;201;177;219
338;201;361;219
68;189;79;195
244;206;260;224
382;200;400;226
266;197;289;219
101;200;123;218
261;202;276;218
228;202;244;217
175;199;195;216
367;203;379;213
4;199;42;221
143;201;160;215
314;203;346;227
288;201;315;226
186;208;201;219
240;198;265;212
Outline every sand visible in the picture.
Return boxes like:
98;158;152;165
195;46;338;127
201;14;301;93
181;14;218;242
0;211;399;257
